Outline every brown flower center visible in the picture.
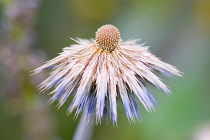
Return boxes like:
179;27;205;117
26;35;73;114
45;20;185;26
95;24;121;52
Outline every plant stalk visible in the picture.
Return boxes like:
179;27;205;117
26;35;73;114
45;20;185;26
72;110;95;140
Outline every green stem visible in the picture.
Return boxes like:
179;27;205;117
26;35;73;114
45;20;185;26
72;110;95;140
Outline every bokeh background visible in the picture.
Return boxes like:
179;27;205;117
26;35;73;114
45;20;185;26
0;0;210;140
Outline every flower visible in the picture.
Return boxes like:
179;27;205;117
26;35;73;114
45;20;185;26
33;24;182;124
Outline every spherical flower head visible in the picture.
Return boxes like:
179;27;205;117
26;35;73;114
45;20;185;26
95;24;121;52
33;24;182;125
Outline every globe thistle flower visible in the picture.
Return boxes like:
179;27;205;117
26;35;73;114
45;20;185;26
33;24;182;124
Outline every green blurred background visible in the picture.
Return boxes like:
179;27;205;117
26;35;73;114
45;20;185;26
0;0;210;140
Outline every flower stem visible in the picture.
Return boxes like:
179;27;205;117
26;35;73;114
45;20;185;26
72;111;95;140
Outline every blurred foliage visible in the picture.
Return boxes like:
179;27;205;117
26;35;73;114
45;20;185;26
0;0;210;140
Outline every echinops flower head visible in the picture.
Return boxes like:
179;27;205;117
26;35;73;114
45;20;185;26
33;24;182;125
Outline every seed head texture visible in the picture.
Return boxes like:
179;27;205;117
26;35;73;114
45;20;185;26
96;24;121;52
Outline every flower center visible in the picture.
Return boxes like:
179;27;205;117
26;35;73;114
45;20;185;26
95;24;121;52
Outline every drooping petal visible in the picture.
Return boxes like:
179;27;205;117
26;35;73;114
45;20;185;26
117;47;171;94
117;79;134;122
86;93;96;120
128;92;140;120
106;53;118;124
121;41;182;77
95;52;108;123
112;51;155;111
50;46;96;105
68;48;100;115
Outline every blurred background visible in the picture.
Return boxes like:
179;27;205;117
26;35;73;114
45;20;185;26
0;0;210;140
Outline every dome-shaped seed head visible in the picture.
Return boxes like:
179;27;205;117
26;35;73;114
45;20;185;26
95;24;121;52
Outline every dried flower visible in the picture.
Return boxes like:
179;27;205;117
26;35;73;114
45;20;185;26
33;24;182;124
